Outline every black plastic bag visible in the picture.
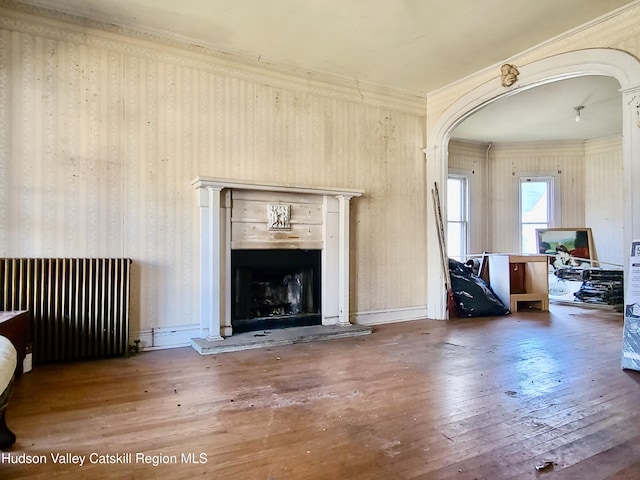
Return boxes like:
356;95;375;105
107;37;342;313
449;259;510;317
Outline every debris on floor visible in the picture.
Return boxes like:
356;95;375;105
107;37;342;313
535;460;555;472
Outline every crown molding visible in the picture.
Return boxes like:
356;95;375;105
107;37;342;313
0;1;427;116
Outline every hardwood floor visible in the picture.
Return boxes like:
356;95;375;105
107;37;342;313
2;304;640;479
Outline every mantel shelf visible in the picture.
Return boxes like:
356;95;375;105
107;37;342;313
192;176;364;198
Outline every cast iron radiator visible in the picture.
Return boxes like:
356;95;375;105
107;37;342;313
0;258;132;365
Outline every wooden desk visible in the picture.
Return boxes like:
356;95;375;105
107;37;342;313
488;255;549;312
0;311;31;375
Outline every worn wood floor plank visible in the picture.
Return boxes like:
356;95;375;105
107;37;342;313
1;304;639;479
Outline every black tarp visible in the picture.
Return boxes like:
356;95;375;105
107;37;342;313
449;259;510;317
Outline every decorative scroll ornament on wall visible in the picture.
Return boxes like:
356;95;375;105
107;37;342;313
268;204;291;231
500;64;519;87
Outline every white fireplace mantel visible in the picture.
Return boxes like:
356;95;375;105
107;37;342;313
192;176;363;343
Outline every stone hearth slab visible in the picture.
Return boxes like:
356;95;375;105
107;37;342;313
191;324;372;355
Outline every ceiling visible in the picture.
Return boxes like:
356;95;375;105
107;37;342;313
14;0;636;142
451;75;623;143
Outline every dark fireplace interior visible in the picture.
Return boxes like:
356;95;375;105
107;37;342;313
231;249;321;333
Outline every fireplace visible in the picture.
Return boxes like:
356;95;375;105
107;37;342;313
231;249;321;333
191;177;363;345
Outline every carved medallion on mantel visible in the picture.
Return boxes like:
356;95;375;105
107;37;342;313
267;204;291;231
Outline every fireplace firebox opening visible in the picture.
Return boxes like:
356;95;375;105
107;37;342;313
231;249;321;333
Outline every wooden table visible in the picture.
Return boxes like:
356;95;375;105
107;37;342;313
488;255;549;312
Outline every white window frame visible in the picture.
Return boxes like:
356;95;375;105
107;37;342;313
447;173;469;261
518;173;561;253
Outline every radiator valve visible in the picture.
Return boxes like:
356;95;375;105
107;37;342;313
129;339;141;355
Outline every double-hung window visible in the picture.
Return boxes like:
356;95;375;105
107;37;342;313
447;175;469;261
520;176;554;253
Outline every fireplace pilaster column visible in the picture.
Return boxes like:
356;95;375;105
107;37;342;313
205;186;224;341
197;187;210;338
337;194;355;326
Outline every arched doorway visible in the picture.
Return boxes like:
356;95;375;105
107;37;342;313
425;48;640;320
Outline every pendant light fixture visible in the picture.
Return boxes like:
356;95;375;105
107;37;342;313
574;105;584;123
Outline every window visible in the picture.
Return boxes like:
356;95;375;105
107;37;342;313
520;176;554;253
447;175;468;260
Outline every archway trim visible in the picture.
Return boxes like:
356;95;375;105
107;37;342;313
425;48;640;320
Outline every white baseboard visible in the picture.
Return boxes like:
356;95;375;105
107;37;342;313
130;325;204;351
351;306;429;326
130;306;430;351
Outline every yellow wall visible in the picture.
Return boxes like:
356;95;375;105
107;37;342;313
584;136;624;267
0;4;428;341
